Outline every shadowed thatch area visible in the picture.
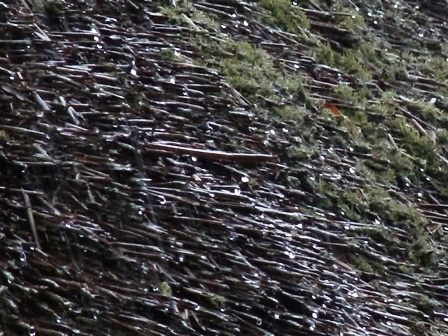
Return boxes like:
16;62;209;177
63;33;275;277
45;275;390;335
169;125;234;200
2;0;448;335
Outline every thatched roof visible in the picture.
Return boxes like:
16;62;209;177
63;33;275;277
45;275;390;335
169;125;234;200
1;0;448;335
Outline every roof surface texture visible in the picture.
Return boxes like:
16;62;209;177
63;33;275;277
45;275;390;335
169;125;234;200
1;0;448;335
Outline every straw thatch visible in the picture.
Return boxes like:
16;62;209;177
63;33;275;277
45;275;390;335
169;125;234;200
1;0;448;335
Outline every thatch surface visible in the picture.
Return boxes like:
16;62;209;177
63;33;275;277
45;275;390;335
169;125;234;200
1;0;448;335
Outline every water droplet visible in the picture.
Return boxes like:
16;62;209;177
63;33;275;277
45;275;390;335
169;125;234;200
191;156;197;162
312;311;318;318
178;254;184;262
348;290;358;298
19;252;26;262
241;176;249;183
256;318;262;325
274;313;280;319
